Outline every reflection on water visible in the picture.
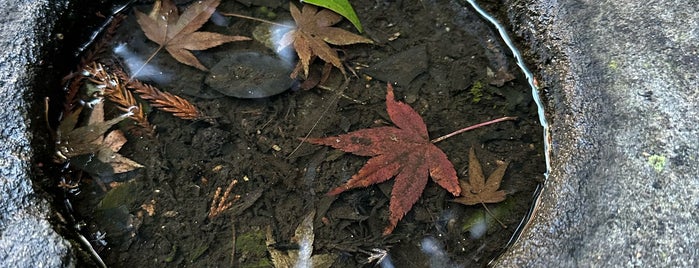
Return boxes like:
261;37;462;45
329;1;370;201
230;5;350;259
421;236;464;268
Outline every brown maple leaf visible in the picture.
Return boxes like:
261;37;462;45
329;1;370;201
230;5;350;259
306;84;460;235
277;3;373;78
55;102;143;174
135;0;250;70
452;147;507;206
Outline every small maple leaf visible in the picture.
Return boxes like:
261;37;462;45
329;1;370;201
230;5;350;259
55;102;143;174
306;84;460;235
135;0;250;71
452;147;507;206
277;3;373;78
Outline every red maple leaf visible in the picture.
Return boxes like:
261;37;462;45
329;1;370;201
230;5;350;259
306;84;461;235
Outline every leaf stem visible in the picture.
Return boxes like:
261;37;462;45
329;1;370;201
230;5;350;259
481;202;507;229
130;45;163;82
220;13;293;28
431;116;517;144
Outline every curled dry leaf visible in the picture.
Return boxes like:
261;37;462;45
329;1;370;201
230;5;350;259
277;3;373;78
306;84;460;235
135;0;251;70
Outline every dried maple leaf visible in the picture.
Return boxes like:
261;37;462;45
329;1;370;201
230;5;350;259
55;104;129;160
55;102;143;174
277;3;373;78
452;147;507;206
135;0;250;70
306;84;460;235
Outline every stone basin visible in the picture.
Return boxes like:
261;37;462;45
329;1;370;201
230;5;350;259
1;0;696;266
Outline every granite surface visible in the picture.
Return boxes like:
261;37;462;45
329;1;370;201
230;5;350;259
494;0;699;266
0;0;74;267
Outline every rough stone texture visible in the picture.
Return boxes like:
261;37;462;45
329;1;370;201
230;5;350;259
495;0;699;266
0;0;74;267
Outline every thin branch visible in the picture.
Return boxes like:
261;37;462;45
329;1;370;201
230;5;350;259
84;62;154;132
208;179;241;219
129;80;203;120
220;12;293;28
480;202;507;229
431;116;517;144
288;78;350;158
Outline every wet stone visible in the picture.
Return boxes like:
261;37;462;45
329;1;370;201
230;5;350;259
205;52;294;98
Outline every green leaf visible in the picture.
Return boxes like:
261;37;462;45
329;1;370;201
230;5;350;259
302;0;364;32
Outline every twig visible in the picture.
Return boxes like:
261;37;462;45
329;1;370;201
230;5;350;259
220;12;293;28
62;14;126;115
430;116;517;144
287;78;350;158
480;202;507;229
208;179;241;219
84;62;154;132
230;223;236;268
114;68;204;120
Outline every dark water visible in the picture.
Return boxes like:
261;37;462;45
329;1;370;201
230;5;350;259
35;0;545;267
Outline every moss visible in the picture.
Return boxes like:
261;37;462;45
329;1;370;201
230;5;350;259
255;6;277;20
648;154;666;173
608;59;619;70
241;259;273;268
460;198;515;234
236;229;269;267
470;81;485;103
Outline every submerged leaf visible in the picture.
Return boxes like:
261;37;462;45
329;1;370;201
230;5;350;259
452;147;507;206
134;0;250;70
278;3;372;78
307;84;460;235
55;102;143;174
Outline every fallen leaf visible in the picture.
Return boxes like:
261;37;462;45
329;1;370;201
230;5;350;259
135;0;250;70
277;3;372;78
266;210;336;268
97;130;144;174
306;84;460;235
452;147;507;206
56;103;129;159
302;0;364;32
55;101;143;174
